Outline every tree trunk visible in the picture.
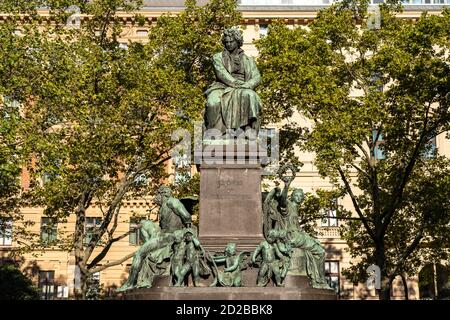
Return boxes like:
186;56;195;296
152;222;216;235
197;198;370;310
379;284;391;300
74;204;88;300
74;258;89;300
401;274;409;300
375;241;391;300
79;265;89;300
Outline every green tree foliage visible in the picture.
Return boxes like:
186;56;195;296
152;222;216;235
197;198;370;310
1;0;240;298
256;1;450;299
0;264;40;300
0;14;41;252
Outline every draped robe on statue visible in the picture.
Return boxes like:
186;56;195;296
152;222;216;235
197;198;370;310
204;49;262;133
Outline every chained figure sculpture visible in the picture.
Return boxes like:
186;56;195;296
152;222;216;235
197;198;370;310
116;220;175;292
155;185;192;233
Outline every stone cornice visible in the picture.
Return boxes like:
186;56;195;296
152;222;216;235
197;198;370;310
0;4;447;24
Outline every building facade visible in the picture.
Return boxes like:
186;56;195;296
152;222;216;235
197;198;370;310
1;0;449;299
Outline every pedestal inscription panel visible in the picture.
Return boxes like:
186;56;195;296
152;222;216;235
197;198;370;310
198;163;264;251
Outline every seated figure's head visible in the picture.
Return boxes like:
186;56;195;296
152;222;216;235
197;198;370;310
222;27;244;52
155;185;172;205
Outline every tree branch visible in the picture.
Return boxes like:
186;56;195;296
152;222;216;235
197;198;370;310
380;102;433;235
337;167;376;241
389;225;426;280
87;229;135;269
89;251;136;274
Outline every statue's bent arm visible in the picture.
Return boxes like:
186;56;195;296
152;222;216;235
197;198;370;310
213;54;238;87
212;255;226;264
264;188;278;207
224;257;240;273
279;179;293;213
243;57;261;90
274;243;285;260
251;244;262;264
167;198;192;225
192;237;205;256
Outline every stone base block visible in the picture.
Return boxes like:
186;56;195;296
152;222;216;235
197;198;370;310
119;275;337;300
120;286;336;300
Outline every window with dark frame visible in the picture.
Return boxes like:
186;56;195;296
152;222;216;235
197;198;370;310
41;158;63;186
84;217;102;245
134;173;148;187
325;261;340;294
2;96;20;119
321;198;338;227
129;218;143;246
40;217;57;244
38;270;55;300
0;218;12;246
259;24;268;37
372;130;437;161
373;129;385;160
422;135;437;159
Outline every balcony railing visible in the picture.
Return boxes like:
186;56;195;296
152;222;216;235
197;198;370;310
319;227;340;238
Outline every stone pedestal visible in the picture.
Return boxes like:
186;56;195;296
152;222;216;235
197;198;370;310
120;272;337;300
118;141;337;300
198;163;265;252
120;275;337;300
197;142;267;253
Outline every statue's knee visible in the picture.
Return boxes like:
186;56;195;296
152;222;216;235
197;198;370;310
206;95;221;108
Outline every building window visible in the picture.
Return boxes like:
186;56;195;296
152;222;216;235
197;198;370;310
321;198;338;227
40;158;62;186
259;24;268;38
174;170;191;185
372;129;385;160
134;173;148;187
239;0;342;5
39;270;55;300
40;217;57;244
85;217;102;245
422;136;437;159
173;154;191;185
325;261;340;293
369;72;383;92
136;29;148;37
406;0;448;4
0;218;13;246
129;218;143;246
